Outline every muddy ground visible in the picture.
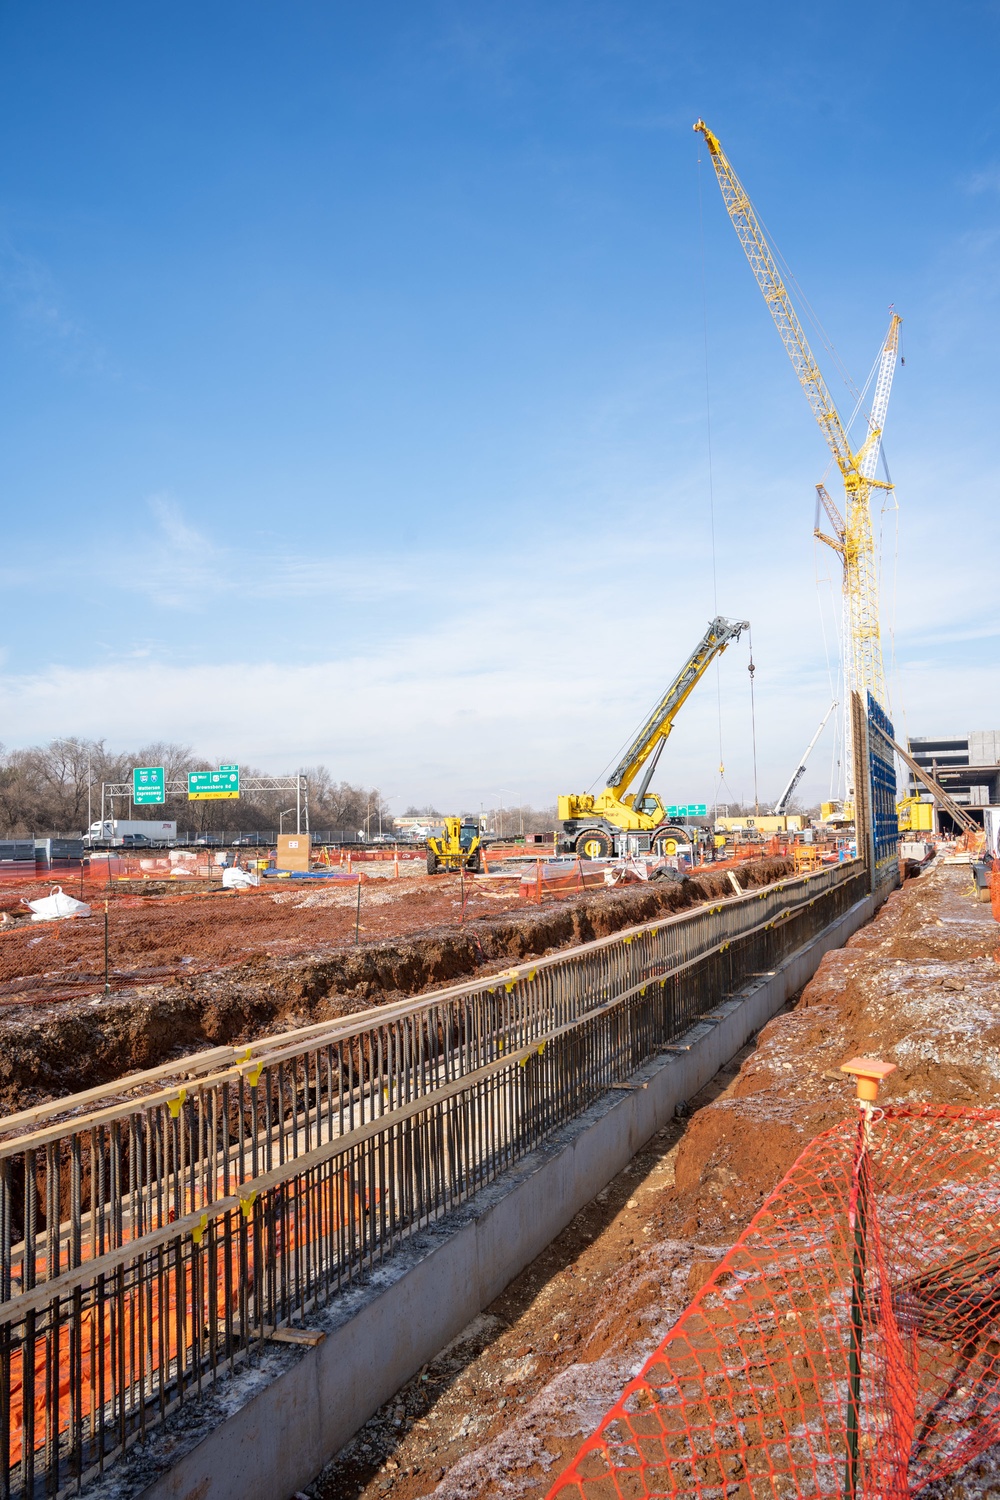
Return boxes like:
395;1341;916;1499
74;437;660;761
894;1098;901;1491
305;859;1000;1500
0;858;791;1115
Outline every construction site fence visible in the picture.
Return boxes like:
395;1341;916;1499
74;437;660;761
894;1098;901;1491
548;1103;1000;1500
0;860;869;1499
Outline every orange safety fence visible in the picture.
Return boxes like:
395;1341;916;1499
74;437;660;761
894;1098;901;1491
519;860;610;903
549;1105;1000;1500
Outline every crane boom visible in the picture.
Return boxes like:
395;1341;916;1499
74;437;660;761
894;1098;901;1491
692;122;853;474
694;120;899;721
857;316;901;481
608;615;750;801
556;615;749;855
772;701;837;815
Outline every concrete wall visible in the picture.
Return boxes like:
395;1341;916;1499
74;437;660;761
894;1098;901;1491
89;884;889;1500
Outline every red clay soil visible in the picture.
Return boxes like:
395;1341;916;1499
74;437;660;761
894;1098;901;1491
0;858;792;1115
306;859;1000;1500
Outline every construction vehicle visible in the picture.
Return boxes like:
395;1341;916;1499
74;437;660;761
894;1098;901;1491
772;702;838;816
897;795;935;834
695;120;901;806
557;616;749;858
426;817;483;874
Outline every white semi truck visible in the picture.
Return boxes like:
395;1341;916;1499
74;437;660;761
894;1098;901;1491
84;820;178;848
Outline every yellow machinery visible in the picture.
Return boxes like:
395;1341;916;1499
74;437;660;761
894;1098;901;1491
426;817;483;874
557;616;749;858
887;735;979;836
695;120;901;807
897;796;934;834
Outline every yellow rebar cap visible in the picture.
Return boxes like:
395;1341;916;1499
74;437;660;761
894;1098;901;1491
840;1057;896;1102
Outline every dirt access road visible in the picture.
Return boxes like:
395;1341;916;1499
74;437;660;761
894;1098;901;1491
307;859;1000;1500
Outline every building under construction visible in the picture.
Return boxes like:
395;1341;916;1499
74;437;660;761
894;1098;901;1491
906;729;1000;819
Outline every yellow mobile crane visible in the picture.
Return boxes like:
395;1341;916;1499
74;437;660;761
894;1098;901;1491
557;616;749;857
694;121;901;806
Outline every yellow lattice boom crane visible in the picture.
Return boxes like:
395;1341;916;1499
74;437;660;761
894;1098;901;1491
693;122;900;785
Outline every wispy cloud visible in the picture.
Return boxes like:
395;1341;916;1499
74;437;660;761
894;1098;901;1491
963;166;1000;195
0;235;112;376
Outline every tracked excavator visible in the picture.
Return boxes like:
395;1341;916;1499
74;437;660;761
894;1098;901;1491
557;616;750;858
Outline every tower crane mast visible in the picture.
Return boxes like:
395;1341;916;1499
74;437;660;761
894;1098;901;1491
693;122;900;733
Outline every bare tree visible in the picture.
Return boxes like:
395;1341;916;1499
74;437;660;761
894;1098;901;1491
0;742;395;839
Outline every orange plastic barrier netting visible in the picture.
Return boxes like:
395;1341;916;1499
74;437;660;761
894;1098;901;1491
549;1105;1000;1500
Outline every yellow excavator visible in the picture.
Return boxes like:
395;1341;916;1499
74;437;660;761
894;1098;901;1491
557;616;750;858
426;817;484;874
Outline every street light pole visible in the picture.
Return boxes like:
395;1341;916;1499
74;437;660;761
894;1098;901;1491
498;789;521;838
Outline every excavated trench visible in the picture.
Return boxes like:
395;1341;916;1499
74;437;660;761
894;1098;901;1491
0;858;792;1115
306;860;1000;1500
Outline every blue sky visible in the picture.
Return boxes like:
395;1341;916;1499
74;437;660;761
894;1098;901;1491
1;1;998;814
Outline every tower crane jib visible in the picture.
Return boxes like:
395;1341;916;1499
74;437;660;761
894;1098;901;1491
693;119;900;729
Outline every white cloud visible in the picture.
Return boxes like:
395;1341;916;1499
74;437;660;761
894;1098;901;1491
3;539;992;814
964;167;1000;195
0;235;111;375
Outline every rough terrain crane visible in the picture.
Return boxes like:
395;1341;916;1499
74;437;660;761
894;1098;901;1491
694;120;901;803
557;615;749;858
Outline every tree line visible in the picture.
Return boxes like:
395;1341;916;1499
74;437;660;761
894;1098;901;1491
0;739;392;838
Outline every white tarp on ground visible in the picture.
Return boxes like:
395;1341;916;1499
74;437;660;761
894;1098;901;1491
222;866;259;890
26;886;92;921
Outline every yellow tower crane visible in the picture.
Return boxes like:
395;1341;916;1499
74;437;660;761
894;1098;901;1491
693;122;901;780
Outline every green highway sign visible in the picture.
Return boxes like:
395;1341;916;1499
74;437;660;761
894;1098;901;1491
666;803;708;818
188;768;240;801
133;766;165;805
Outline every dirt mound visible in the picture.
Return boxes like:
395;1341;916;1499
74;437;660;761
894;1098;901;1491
664;862;1000;1243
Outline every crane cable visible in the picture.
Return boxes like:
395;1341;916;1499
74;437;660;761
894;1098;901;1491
747;627;760;816
697;144;739;820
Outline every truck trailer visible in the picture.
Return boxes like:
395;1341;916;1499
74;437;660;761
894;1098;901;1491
84;820;178;848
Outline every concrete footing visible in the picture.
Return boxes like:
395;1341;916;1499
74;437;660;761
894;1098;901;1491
88;885;888;1500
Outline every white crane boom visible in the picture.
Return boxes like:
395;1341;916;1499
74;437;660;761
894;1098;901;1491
773;702;838;815
856;317;901;482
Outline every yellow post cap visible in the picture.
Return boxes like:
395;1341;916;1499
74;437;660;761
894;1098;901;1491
840;1057;896;1102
